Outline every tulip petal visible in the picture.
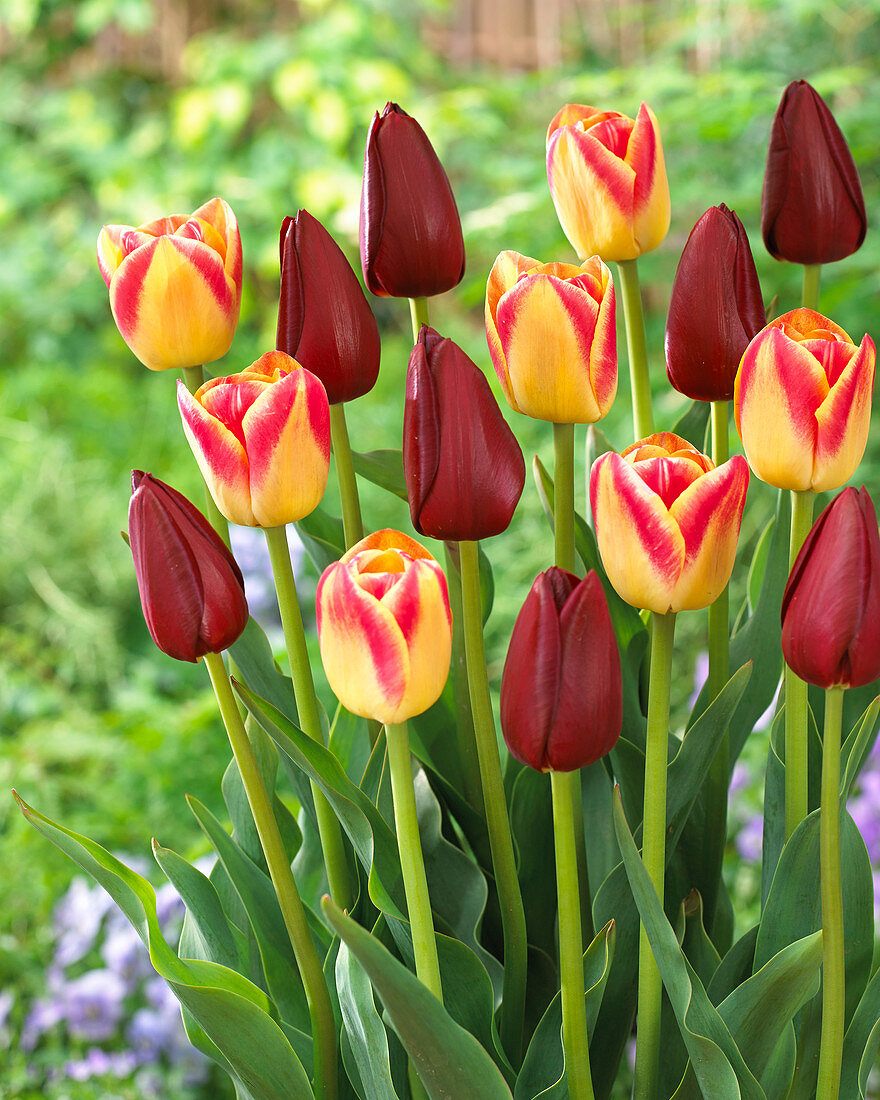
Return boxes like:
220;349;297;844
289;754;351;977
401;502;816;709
177;380;256;526
628;103;671;254
341;529;436;565
485;250;541;410
402;335;441;531
590;452;684;613
812;335;875;491
669;456;750;611
97;225;133;287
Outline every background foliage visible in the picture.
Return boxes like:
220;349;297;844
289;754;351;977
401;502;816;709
2;0;879;1094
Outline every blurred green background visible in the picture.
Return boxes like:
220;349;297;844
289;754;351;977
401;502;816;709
2;0;879;1094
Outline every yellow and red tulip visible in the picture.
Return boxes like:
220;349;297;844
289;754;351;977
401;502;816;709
316;529;452;725
97;197;242;372
734;308;876;492
545;103;670;263
177;350;331;528
589;433;749;614
485;250;617;424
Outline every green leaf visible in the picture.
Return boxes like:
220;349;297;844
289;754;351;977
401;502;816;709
612;788;765;1100
336;940;400;1100
508;768;557;959
708;926;759;1006
351;448;408;500
514;921;615;1100
746;515;775;614
839;695;880;803
296;505;346;570
322;898;513;1100
672;399;711;450
15;793;314;1100
841;966;880;1098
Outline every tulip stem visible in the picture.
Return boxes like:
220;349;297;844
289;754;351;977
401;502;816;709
409;297;430;343
459;538;528;1066
384;721;443;1002
817;685;845;1100
785;489;815;840
553;422;577;574
203;652;337;1100
328;402;364;548
616;258;654;441
264;524;353;910
802;264;822;311
180;365;232;547
702;399;730;935
551;768;595;1100
633;610;676;1100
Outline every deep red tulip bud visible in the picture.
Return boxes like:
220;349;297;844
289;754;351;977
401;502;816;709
665;204;765;402
500;569;622;772
360;102;466;299
761;80;867;265
782;487;880;689
277;210;381;404
128;471;249;663
403;326;525;541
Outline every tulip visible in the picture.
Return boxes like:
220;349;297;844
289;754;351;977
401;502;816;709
128;471;249;662
665;205;765;403
589;432;749;614
761;80;867;265
277;210;381;405
177;350;331;528
781;487;880;689
359;102;466;299
485;250;617;423
734;308;875;493
403;326;524;541
316;529;452;725
97;197;242;372
545;102;670;262
500;568;622;772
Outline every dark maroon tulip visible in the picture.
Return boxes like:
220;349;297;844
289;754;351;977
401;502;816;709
277;210;381;405
403;325;524;541
761;80;867;265
128;471;249;663
665;204;765;402
500;569;622;772
782;487;880;689
360;102;466;299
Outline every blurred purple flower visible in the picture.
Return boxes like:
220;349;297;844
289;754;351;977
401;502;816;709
729;761;750;798
64;1047;138;1081
127;1006;178;1061
52;877;113;967
101;922;152;986
735;814;764;863
62;969;128;1042
155;881;185;932
20;997;64;1050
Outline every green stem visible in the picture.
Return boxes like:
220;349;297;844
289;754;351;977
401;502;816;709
385;721;443;1001
203;652;337;1100
802;264;822;311
551;768;595;1100
702;400;730;933
263;524;353;909
328;402;364;549
553;422;577;574
785;489;815;840
459;539;528;1066
180;365;231;546
817;685;845;1100
616;258;654;441
633;610;677;1100
409;297;430;343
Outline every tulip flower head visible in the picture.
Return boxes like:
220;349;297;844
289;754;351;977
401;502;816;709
501;568;622;772
97;198;242;372
546;102;670;262
485;250;617;424
782;487;880;689
404;326;525;541
128;471;249;663
665;204;765;403
177;350;331;528
734;308;875;492
277;210;381;404
762;80;867;265
316;530;452;725
590;433;749;614
360;102;466;299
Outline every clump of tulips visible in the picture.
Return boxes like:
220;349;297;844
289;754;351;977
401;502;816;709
15;78;880;1100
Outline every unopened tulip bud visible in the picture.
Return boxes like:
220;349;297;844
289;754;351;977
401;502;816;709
359;103;466;299
501;569;622;772
97;198;242;372
762;80;867;265
128;472;249;662
277;210;381;404
665;205;765;402
316;530;452;725
782;487;880;688
403;326;524;541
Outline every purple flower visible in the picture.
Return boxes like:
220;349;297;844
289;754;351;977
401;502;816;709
62;969;128;1042
52;877;113;967
101;922;152;985
735;815;764;864
127;1007;178;1061
20;997;64;1050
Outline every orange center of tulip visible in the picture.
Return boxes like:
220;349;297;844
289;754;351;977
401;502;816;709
196;368;289;448
622;436;715;509
353;548;408;600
